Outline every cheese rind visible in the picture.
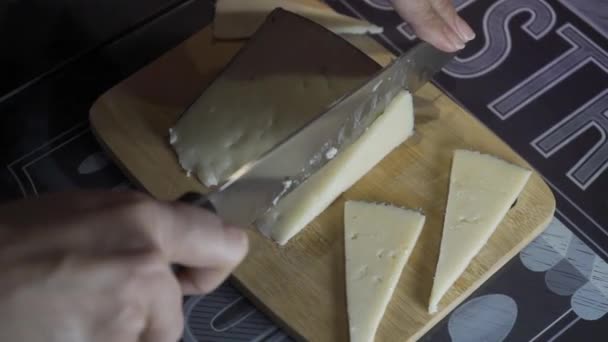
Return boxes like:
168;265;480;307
214;0;383;39
257;90;415;245
345;201;425;342
428;150;532;314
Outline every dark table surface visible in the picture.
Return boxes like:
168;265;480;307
1;0;607;341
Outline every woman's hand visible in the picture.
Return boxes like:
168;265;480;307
0;190;248;342
392;0;475;52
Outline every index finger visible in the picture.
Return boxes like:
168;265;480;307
153;201;249;269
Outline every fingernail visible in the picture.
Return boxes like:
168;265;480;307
456;17;475;41
448;32;465;50
443;25;465;51
452;37;465;50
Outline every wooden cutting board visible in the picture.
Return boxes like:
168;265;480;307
89;10;555;342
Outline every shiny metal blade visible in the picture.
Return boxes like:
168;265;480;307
207;42;453;228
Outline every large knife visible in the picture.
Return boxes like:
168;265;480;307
179;42;453;228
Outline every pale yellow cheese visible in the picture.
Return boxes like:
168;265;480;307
345;201;425;342
256;90;414;245
214;0;383;39
428;150;532;314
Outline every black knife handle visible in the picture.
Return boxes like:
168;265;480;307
178;192;216;213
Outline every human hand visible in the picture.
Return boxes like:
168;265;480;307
391;0;475;52
0;190;248;342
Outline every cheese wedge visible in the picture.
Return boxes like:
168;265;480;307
214;0;383;39
256;90;414;244
428;150;532;314
169;73;366;186
344;201;425;342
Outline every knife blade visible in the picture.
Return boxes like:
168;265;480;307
180;42;453;229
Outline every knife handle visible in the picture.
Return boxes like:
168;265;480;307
178;192;216;213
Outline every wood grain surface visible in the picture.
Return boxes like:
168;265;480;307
89;10;555;342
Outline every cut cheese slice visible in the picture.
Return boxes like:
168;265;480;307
214;0;383;39
344;201;425;342
257;90;414;245
428;150;532;314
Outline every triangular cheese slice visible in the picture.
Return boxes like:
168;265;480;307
214;0;383;39
345;201;425;342
257;90;415;245
428;150;532;314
